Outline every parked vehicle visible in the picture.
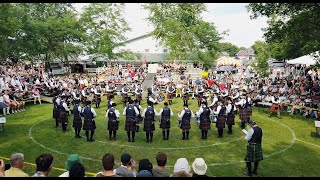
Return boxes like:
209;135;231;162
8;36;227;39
215;65;238;74
268;58;285;67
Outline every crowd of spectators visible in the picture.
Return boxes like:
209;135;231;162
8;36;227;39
0;152;209;177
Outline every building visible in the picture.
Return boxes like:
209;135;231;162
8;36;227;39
236;50;250;59
218;51;230;57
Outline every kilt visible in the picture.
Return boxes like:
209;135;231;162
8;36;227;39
180;119;191;130
83;119;96;131
239;108;250;121
167;93;174;100
53;107;59;119
94;95;101;104
215;116;226;128
72;115;82;128
106;92;113;100
270;104;280;113
108;120;119;131
199;118;211;130
183;94;189;101
244;143;264;162
59;111;68;124
124;117;136;132
143;119;155;132
135;115;143;124
136;94;142;101
226;113;235;125
197;93;203;101
160;116;171;129
247;106;252;116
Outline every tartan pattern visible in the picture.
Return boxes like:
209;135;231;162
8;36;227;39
124;117;136;131
215;116;226;128
53;108;59;119
93;95;101;104
246;106;252;116
239;108;250;120
180;119;191;130
136;94;142;101
135;115;143;124
108;120;119;131
197;93;203;101
59;111;68;123
160;116;171;129
143;119;155;132
167;93;174;100
199;118;211;130
226;113;235;125
244;143;264;162
83;119;96;131
122;93;129;102
183;94;189;101
72;115;82;128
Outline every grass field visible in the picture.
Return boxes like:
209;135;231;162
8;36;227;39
1;95;320;177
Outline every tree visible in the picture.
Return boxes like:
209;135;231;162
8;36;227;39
251;41;270;78
144;3;221;62
218;42;240;57
80;3;131;60
247;3;320;61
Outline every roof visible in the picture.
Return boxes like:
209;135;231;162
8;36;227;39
236;50;249;57
121;33;152;44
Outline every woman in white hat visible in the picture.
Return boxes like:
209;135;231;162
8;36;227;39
192;158;208;177
171;158;191;177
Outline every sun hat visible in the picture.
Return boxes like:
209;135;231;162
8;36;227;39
192;158;207;175
64;154;82;171
173;158;190;174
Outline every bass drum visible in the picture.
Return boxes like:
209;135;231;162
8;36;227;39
157;92;165;103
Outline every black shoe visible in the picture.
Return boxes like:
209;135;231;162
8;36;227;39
146;140;149;143
128;139;131;142
77;135;82;138
166;137;169;140
90;139;95;142
109;137;112;141
150;139;153;142
75;135;78;138
131;139;135;142
87;139;90;142
252;170;257;175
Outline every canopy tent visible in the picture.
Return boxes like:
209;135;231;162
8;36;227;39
287;51;319;65
215;56;242;66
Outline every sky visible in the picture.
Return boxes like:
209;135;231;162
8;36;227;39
74;3;268;48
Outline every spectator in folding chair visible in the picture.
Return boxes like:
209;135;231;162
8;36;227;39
32;86;41;105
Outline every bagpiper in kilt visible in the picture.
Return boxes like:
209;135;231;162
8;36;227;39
196;85;204;107
107;95;115;110
214;101;226;138
226;98;236;134
133;99;143;132
159;102;173;140
72;100;82;138
82;101;97;142
143;104;157;143
123;99;139;142
182;86;190;106
246;95;253;117
106;83;115;100
178;105;194;140
107;103;120;141
93;87;102;108
244;120;263;177
59;96;70;133
135;85;143;105
52;95;60;128
166;84;175;105
197;101;212;139
122;85;130;107
237;96;250;129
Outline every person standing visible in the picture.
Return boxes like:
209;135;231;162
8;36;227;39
243;120;263;177
236;93;249;129
147;94;157;107
178;104;195;140
196;85;204;107
72;100;82;138
122;84;130;107
133;99;143;132
182;85;190;106
226;98;237;134
166;82;175;105
82;100;97;142
52;95;60;128
106;103;120;141
123;99;139;142
196;101;213;140
94;85;102;108
60;96;70;133
107;95;115;109
158;102;173;140
135;84;143;105
141;101;160;143
213;100;226;138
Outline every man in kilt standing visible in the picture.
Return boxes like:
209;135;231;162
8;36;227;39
59;96;70;133
52;95;60;128
141;101;160;143
106;103;120;141
122;84;130;107
123;98;139;142
196;85;205;107
196;101;213;139
135;84;143;105
82;100;97;142
213;100;227;138
178;104;195;140
158;102;173;140
166;82;175;105
72;100;82;138
244;120;263;177
182;85;190;106
107;95;115;109
226;97;237;134
93;85;102;108
236;93;250;129
133;99;143;132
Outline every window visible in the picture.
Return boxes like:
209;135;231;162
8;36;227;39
145;49;149;53
163;49;168;53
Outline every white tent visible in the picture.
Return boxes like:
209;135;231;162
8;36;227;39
287;51;319;65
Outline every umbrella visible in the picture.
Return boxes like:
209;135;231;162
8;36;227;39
216;56;242;66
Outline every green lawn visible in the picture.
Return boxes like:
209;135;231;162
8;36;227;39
1;96;320;177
